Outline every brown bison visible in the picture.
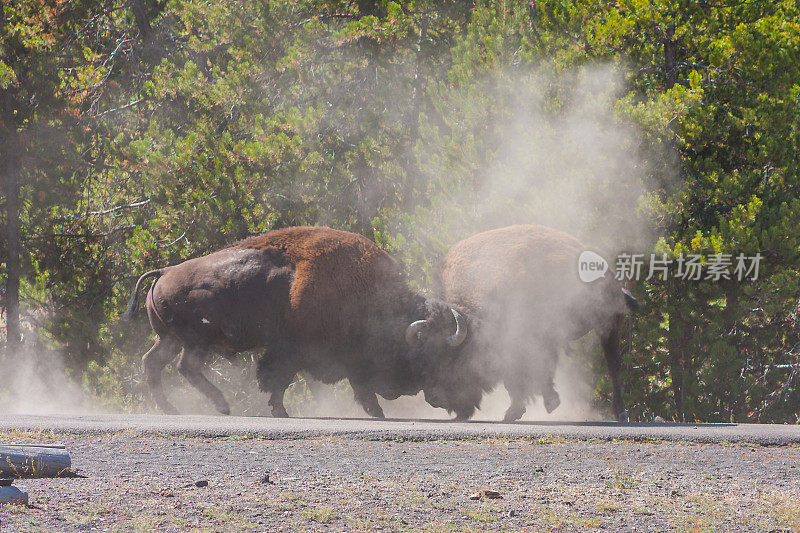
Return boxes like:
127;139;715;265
123;226;464;417
406;225;637;422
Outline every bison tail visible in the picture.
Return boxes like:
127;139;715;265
622;288;639;311
122;269;164;321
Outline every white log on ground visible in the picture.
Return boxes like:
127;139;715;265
0;444;71;478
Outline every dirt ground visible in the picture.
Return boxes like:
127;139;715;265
1;429;799;532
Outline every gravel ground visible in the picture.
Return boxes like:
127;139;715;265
1;429;799;531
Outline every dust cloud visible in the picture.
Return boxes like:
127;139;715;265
0;345;100;415
1;65;655;422
387;64;658;421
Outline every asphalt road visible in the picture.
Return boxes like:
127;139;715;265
2;413;800;445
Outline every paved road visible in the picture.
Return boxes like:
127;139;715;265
2;413;800;445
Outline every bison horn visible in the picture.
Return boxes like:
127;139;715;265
405;320;428;346
447;308;468;347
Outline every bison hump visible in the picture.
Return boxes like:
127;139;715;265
439;225;585;315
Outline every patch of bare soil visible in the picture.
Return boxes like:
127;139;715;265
1;430;799;531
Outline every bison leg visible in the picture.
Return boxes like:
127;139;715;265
176;347;231;415
142;337;181;414
351;382;385;419
256;343;300;418
503;340;561;422
538;340;561;415
503;368;531;422
265;371;293;418
599;315;627;422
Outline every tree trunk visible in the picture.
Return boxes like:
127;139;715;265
664;25;677;89
3;132;21;352
667;303;688;417
400;14;428;211
130;0;153;43
663;23;685;417
357;0;377;16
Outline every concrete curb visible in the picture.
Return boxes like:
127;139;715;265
2;414;800;445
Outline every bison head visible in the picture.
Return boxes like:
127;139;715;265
404;300;484;419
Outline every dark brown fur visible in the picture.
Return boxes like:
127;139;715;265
418;225;635;421
125;226;439;417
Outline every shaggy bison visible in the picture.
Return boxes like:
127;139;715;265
406;225;638;422
123;226;463;417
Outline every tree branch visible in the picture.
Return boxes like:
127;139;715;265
92;98;146;119
88;198;150;216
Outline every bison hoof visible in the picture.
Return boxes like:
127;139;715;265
271;406;289;418
453;406;475;421
543;391;561;414
366;406;385;419
503;406;525;422
216;404;231;416
617;410;629;423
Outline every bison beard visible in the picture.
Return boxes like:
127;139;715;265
123;226;460;417
410;225;638;422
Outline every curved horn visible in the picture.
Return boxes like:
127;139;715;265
405;320;428;346
446;308;468;347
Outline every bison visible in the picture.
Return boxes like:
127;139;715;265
123;226;464;417
406;224;638;422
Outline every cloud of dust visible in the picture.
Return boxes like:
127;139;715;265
0;58;655;424
414;64;658;255
387;64;660;422
129;64;658;422
0;344;101;415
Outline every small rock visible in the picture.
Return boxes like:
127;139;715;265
195;480;209;488
260;474;273;485
654;416;666;423
159;489;174;497
534;466;544;473
507;509;516;517
0;485;28;505
470;489;502;500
